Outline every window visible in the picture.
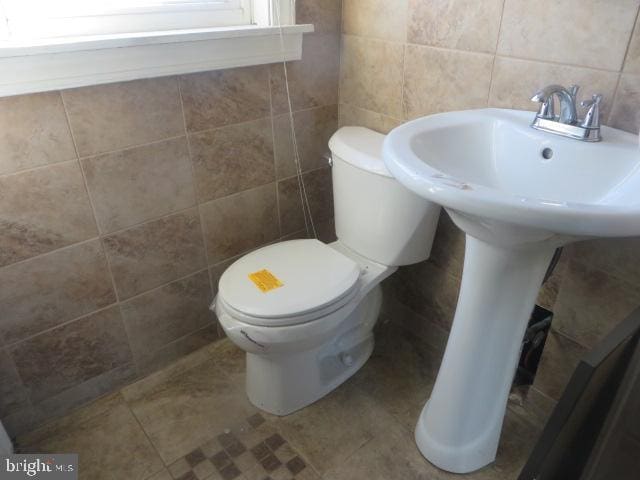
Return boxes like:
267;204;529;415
1;1;251;41
0;0;294;42
0;0;310;97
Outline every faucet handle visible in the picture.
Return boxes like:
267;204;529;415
569;84;580;100
580;94;602;129
535;97;555;119
531;85;558;119
531;84;564;103
581;93;602;108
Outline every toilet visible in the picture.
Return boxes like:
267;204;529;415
213;126;441;415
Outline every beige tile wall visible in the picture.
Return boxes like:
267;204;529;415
340;0;640;405
0;0;341;436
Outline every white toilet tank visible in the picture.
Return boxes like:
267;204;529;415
328;126;441;266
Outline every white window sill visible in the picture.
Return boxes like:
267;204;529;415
0;24;314;97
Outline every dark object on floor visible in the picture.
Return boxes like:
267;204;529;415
542;247;563;284
518;306;640;480
514;305;553;387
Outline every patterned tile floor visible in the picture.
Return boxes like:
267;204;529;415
17;322;545;480
167;414;313;480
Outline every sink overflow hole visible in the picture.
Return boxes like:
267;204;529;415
541;147;554;159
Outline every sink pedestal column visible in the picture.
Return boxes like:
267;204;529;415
415;234;555;473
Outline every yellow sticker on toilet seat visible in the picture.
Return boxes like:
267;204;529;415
248;269;284;293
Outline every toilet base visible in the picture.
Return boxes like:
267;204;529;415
246;335;373;415
244;285;382;416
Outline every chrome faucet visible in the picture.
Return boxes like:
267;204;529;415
530;84;602;142
531;84;578;124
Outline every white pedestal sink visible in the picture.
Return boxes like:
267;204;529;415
383;109;640;473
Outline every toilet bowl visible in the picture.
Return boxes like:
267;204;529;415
212;126;441;415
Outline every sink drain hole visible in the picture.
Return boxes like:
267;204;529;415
541;147;554;159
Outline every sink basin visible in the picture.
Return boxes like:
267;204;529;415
383;109;640;473
384;108;640;240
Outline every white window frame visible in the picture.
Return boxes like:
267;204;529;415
1;1;254;39
0;0;312;97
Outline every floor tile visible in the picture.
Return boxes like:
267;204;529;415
273;380;399;476
207;340;245;383
161;415;307;480
146;469;173;480
322;420;435;480
122;357;255;464
19;393;164;480
484;412;542;480
350;323;442;431
12;317;547;480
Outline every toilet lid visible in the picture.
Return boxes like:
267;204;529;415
218;239;361;326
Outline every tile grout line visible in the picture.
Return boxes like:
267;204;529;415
121;342;238;471
58;92;123;306
606;73;624;128
620;3;640;73
340;31;625;75
399;0;410;117
268;65;284;238
0;200;203;273
3;177;289;273
134;322;220;366
337;0;345;110
400;42;407;120
272;102;338;121
0;236;103;271
3;267;211;349
59;89;139;370
608;75;634;130
607;6;639;125
549;323;597;352
76;133;188;161
0;202;201;271
4;303;118;349
319;435;377;479
19;334;223;449
566;252;640;302
0;134;185;181
0;156;76;180
339;101;403;124
0;352;35;437
104;204;203;238
0;104;338;182
349;377;417;439
402;0;409;46
486;0;508;107
186;102;339;139
175;74;215;301
280;164;331;183
0;140;304;277
109;266;212;308
118;391;169;473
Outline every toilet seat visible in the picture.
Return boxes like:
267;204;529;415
217;239;361;327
